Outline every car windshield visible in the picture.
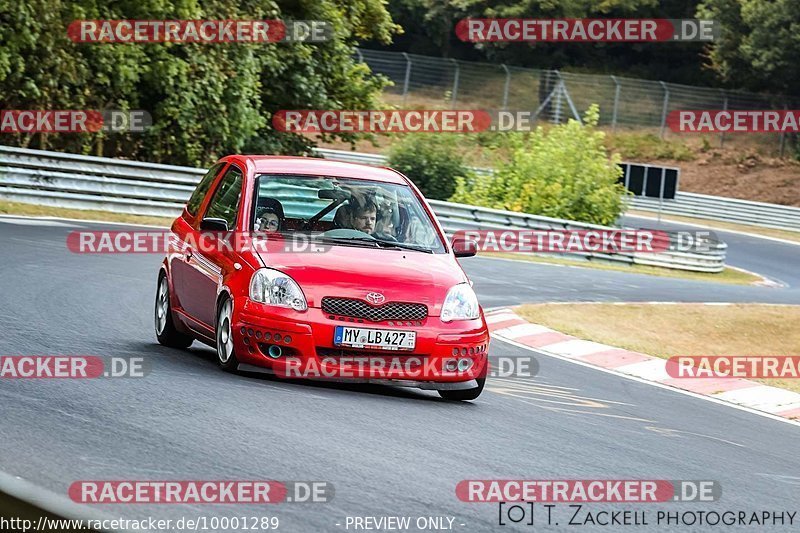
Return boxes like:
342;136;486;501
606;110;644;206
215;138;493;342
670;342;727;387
252;174;446;253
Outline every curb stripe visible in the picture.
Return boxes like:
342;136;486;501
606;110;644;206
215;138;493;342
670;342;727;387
490;309;800;422
580;349;652;368
662;377;757;395
516;332;575;348
543;339;612;359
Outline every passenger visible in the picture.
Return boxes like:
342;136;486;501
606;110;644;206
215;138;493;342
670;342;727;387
255;198;285;233
373;206;397;241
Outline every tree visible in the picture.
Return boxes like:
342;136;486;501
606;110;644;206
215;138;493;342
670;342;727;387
697;0;800;95
0;0;400;165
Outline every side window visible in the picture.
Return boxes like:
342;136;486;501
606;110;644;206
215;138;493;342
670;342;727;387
203;165;244;229
186;162;224;216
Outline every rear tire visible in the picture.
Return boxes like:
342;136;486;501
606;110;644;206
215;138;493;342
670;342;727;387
155;273;193;349
216;297;240;372
438;378;485;401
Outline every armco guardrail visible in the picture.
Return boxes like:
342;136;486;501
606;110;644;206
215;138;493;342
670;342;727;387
0;145;203;218
0;145;725;272
317;148;800;232
430;199;727;272
629;193;800;232
0;472;119;533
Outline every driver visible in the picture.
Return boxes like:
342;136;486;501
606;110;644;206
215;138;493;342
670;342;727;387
347;197;377;234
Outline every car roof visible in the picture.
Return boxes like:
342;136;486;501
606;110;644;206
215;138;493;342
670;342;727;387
223;155;408;185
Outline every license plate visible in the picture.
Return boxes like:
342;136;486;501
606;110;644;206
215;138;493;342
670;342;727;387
334;326;416;351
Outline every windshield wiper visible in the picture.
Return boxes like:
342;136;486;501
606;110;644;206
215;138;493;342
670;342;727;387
318;236;382;249
373;239;434;253
320;236;433;253
330;237;433;254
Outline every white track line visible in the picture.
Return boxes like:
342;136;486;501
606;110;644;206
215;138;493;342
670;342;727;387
0;213;168;229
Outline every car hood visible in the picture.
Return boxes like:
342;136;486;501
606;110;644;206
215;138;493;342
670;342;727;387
256;245;468;315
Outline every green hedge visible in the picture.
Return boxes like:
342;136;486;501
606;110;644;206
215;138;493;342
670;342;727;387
387;135;471;200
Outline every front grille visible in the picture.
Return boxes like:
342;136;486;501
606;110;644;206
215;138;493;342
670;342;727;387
321;297;428;322
317;347;426;358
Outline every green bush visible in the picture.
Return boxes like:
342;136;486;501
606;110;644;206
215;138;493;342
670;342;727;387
388;135;471;200
450;105;628;226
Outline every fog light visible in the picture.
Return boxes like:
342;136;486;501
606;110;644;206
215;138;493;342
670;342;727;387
458;359;473;372
445;359;458;372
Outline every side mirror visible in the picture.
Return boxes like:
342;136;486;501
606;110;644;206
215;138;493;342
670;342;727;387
452;238;477;258
199;218;229;232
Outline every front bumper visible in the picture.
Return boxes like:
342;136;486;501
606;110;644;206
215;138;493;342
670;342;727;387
233;300;489;386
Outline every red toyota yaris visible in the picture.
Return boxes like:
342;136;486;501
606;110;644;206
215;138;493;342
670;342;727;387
155;156;489;400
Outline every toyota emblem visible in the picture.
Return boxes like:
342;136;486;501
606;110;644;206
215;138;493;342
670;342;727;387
366;292;385;305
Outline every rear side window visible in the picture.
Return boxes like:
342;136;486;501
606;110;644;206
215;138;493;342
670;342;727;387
186;162;224;216
204;165;244;229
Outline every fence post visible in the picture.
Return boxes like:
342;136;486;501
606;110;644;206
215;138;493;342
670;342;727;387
659;81;670;139
610;75;620;132
552;70;563;124
401;52;412;106
501;64;511;110
623;163;631;191
657;167;667;227
450;58;460;108
719;89;728;148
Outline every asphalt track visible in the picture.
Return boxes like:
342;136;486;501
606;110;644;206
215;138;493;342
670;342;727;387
0;217;798;532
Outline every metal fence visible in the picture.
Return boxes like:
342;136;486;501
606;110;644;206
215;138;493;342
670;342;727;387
356;48;796;155
0;145;725;272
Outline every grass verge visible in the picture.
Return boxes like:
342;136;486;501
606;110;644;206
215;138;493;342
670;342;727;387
0;199;173;227
481;251;764;286
514;303;800;394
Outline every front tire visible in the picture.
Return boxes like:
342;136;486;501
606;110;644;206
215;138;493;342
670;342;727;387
216;297;240;372
438;378;485;401
155;273;193;349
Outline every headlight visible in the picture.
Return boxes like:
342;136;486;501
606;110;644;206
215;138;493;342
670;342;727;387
441;283;480;322
249;268;307;311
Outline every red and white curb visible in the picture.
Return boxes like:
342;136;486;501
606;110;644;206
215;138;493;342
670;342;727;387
486;308;800;422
